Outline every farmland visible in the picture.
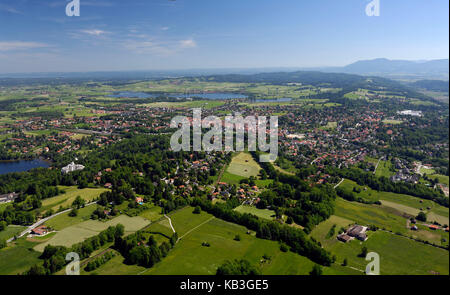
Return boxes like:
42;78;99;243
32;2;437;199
234;205;276;220
34;215;150;252
41;187;109;213
311;219;449;275
226;152;261;178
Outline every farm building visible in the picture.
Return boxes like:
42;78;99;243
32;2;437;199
31;225;49;236
337;234;353;243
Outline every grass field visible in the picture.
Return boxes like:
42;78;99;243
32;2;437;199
374;160;395;177
420;167;436;175
313;222;448;275
339;179;448;223
334;197;409;234
429;174;449;186
34;214;150;252
138;205;164;222
0;239;41;275
220;171;245;185
234;205;276;220
0;225;26;241
45;204;98;230
41;186;109;212
320;121;337;130
226;152;261;178
137;207;355;275
333;188;448;247
382;119;403;125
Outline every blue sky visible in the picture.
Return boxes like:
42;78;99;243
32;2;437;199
0;0;448;73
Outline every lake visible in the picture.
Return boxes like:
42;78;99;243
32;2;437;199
252;98;293;103
0;159;49;175
109;91;248;100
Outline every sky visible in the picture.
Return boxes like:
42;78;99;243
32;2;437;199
0;0;448;73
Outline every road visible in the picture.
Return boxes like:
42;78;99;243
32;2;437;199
6;201;97;243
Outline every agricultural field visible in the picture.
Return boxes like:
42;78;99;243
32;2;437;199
225;152;261;178
44;204;98;230
41;186;109;213
0;225;26;241
219;171;245;185
429;174;449;186
382;119;403;125
374;160;396;178
138;205;164;222
311;218;449;275
234;205;276;220
135;207;355;275
339;179;449;224
333;189;448;247
34;215;150;252
142;100;225;109
0;239;42;275
334;197;408;234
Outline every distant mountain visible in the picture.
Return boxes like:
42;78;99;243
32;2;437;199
336;58;449;80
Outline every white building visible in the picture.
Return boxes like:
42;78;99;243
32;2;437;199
61;162;85;174
396;110;423;117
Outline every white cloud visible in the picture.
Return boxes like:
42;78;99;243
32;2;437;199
180;39;197;48
0;4;21;14
124;38;197;56
80;29;109;36
0;41;49;52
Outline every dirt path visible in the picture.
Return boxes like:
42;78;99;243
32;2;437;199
164;214;176;233
334;178;345;189
214;164;227;187
373;157;382;175
178;217;215;241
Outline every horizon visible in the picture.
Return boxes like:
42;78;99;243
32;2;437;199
0;57;448;77
0;0;449;73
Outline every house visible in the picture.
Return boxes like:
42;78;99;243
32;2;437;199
411;225;418;231
136;197;144;205
337;234;353;243
104;183;113;189
31;225;48;236
346;225;368;241
428;224;439;230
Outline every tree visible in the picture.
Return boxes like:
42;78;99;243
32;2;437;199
216;259;260;275
358;246;368;258
416;212;427;222
69;208;78;217
309;264;322;276
0;238;6;249
234;234;241;241
0;221;6;232
193;206;201;214
24;264;47;275
342;258;348;266
72;196;85;209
